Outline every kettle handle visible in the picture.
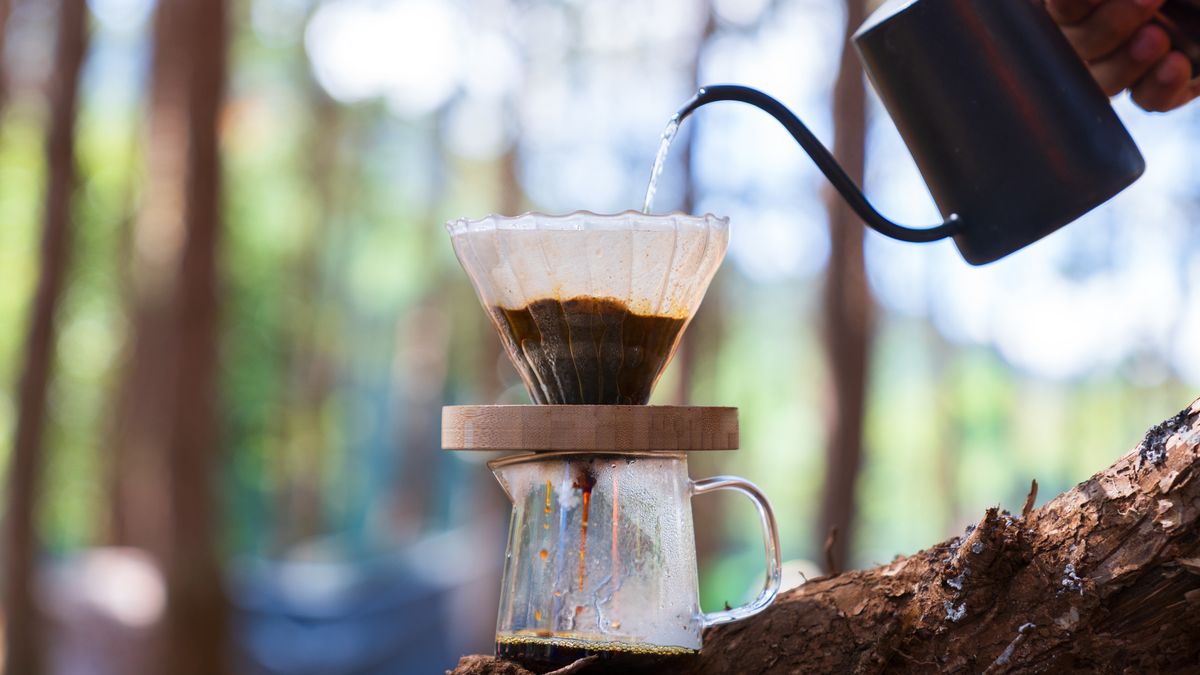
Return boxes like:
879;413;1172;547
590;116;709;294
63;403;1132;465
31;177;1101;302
691;475;782;627
675;85;962;243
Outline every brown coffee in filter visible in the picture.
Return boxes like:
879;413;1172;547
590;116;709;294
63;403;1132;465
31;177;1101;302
491;297;686;404
447;212;729;404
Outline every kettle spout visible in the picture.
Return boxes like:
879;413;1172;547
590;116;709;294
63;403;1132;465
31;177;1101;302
670;85;962;245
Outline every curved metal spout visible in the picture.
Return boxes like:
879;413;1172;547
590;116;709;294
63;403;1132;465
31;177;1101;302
676;85;961;244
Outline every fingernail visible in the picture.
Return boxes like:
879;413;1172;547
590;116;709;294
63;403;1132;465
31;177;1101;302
1131;30;1160;61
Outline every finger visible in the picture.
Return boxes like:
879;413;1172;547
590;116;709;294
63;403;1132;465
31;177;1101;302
1131;51;1193;111
1182;79;1200;107
1061;0;1167;61
1046;0;1102;25
1089;24;1170;95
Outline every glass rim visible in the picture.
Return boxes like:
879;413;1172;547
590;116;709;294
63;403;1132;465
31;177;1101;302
446;210;728;236
487;450;687;470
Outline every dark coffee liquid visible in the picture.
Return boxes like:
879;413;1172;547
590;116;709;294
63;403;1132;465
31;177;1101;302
495;634;698;673
490;296;687;404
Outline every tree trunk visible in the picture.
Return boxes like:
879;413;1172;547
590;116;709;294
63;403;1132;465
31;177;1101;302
391;291;453;535
389;123;458;537
449;397;1200;674
818;0;872;574
273;82;340;551
669;0;715;410
0;0;12;112
2;1;88;672
107;0;196;554
161;0;227;670
107;0;228;670
672;0;726;590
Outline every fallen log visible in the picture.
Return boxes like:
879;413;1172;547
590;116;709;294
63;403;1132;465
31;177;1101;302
449;398;1200;674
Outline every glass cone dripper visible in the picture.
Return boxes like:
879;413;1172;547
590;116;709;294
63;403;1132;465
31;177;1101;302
447;211;729;404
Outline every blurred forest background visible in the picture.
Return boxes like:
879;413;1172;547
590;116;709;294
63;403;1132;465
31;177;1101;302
2;0;1199;672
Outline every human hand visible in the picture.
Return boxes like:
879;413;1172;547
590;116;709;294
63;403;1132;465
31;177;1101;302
1046;0;1200;112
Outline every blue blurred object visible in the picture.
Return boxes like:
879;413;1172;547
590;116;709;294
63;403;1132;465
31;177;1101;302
230;553;458;675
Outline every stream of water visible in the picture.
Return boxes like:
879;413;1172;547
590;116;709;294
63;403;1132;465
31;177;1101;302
641;117;680;214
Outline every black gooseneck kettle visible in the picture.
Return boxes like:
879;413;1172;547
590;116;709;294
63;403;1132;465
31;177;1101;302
672;0;1157;265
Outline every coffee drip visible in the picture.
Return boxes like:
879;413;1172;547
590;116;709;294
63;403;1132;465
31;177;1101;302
490;296;687;405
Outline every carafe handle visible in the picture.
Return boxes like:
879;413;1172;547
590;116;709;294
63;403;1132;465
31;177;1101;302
690;476;782;627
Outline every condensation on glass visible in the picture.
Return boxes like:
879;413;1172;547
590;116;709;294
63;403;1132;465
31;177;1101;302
489;451;780;654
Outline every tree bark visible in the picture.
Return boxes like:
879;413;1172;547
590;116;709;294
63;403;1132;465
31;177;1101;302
107;0;228;671
161;0;227;671
449;397;1200;674
817;0;872;574
107;0;197;554
0;0;12;112
2;0;88;672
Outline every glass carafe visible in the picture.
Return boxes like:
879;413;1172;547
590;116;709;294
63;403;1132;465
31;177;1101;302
489;451;781;670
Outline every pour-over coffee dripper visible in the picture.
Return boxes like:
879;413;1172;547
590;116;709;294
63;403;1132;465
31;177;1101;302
447;211;729;405
442;212;781;671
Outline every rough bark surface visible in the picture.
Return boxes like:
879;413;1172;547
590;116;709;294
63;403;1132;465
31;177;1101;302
449;398;1200;674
